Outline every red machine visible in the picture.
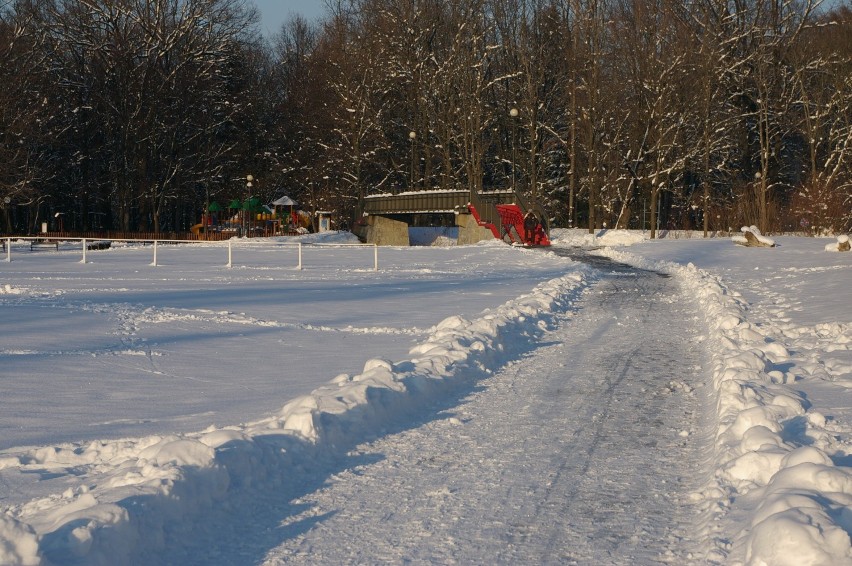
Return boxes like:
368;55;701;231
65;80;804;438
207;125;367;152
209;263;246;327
466;203;551;247
496;204;550;247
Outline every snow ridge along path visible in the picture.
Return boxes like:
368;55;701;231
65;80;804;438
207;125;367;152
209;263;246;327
261;253;713;565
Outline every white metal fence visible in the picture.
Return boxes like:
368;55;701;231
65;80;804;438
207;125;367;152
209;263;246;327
2;237;380;271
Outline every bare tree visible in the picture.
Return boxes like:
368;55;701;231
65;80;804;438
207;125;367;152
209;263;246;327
612;0;695;238
0;1;54;232
734;0;819;233
42;0;258;231
789;5;852;232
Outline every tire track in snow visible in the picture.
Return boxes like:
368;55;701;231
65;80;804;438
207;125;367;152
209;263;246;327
262;259;713;565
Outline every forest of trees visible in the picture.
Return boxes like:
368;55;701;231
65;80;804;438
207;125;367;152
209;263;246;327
1;0;850;236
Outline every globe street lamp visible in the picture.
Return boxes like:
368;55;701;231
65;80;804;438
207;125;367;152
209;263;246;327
510;108;519;191
245;174;253;237
3;196;10;234
409;131;417;189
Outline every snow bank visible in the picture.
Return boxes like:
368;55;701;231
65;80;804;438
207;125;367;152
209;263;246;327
0;516;39;566
599;247;852;565
550;228;646;248
0;267;590;564
273;230;361;245
251;268;589;445
408;226;458;246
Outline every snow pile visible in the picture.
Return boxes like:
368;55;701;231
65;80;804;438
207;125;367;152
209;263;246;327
599;246;852;565
825;234;850;252
550;228;645;248
1;284;25;295
0;516;38;566
273;230;361;245
408;226;458;246
0;268;589;564
250;268;588;444
732;225;776;248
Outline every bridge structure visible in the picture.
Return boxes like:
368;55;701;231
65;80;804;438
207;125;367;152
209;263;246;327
358;188;550;247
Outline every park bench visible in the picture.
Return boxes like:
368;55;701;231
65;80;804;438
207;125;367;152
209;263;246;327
30;239;59;251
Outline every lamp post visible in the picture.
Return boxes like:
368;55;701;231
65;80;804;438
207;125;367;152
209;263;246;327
509;108;518;191
54;212;64;233
323;175;330;232
203;179;211;240
3;196;10;234
245;174;253;237
409;131;416;189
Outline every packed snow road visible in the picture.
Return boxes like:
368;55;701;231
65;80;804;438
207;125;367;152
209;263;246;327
260;252;714;565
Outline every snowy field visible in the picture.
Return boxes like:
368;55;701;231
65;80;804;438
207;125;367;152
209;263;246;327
0;229;850;565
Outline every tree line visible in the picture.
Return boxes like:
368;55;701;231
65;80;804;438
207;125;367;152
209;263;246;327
1;0;850;236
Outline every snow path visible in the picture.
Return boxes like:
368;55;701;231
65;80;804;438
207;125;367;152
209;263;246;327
260;258;714;565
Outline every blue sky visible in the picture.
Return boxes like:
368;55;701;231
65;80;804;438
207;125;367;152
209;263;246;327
254;0;328;36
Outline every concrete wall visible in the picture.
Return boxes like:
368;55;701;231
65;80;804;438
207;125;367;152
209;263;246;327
365;215;410;246
363;213;497;246
456;213;496;245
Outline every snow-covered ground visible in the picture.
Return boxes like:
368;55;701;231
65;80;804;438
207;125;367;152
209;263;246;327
0;229;850;565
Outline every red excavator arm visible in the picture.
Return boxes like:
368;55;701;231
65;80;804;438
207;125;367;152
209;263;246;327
496;204;551;246
466;202;550;247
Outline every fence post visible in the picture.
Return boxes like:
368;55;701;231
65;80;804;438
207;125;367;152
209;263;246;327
227;239;232;268
5;238;10;262
374;243;378;271
297;242;303;270
152;240;158;266
81;238;87;264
